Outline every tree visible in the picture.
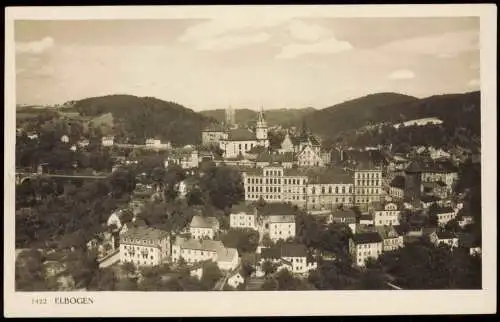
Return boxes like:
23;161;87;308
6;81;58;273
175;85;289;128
262;260;276;276
88;267;117;291
201;261;222;290
199;164;244;210
110;169;137;198
261;233;274;248
261;277;278;290
15;249;49;291
221;228;260;254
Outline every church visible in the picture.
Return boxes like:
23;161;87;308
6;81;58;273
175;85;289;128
218;107;269;159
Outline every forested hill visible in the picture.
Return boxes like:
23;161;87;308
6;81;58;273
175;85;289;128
70;94;217;146
200;107;316;128
301;91;481;140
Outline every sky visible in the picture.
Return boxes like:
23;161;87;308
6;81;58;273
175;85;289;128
14;17;480;111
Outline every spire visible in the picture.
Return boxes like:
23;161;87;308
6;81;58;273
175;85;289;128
257;104;265;124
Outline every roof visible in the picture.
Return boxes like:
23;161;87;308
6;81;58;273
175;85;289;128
360;214;373;221
202;124;228;132
405;161;423;173
261;247;281;260
434;207;455;214
227;129;257;141
421;195;441;203
179;238;224;252
390;175;405;188
281;244;307;258
230;203;256;215
306;167;354;184
190;215;219;229
247;145;267;155
331;209;356;219
422;181;447;189
121;226;168;241
435;231;457;239
217;247;238;262
268;215;295;224
352;232;383;244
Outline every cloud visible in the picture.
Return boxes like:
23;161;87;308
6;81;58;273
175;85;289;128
378;30;479;57
16;37;54;54
276;37;353;59
287;20;331;42
178;16;291;50
467;79;480;88
196;32;271;51
388;69;415;80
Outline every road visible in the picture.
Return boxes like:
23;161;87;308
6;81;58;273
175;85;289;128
213;270;232;291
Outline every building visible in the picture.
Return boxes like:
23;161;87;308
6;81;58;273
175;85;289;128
145;138;171;150
375;225;404;252
421;162;458;189
404;161;423;208
218;108;269;159
265;215;296;242
349;232;383;267
371;202;401;226
422;181;449;199
229;204;258;230
189;215;220;240
359;214;374;226
171;237;239;271
306;168;354;210
389;176;405;200
101;136;114;147
177;177;198;199
429;231;459;248
432;207;456;227
297;145;324;167
329;208;357;225
165;147;199;169
60;134;69;143
353;164;383;207
201;124;228;147
393;117;443;129
227;270;246;288
259;243;317;275
119;226;170;267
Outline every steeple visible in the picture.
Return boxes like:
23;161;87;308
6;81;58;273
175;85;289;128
257;104;265;124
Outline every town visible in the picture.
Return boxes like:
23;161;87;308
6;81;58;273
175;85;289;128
15;98;482;292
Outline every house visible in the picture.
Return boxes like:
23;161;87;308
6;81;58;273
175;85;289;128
259;243;317;275
229;204;258;230
189;215;220;240
189;261;206;280
77;139;90;148
297;145;324;167
359;214;374;226
227;270;246;288
375;225;404;252
177;177;198;199
265;215;296;242
119;226;170;267
349;232;383;267
432;206;457;227
329;209;357;225
456;209;475;228
165;148;199;169
101;136;114;147
171;237;239;271
429;231;459;248
371;202;401;226
201;124;228;147
27;132;39;140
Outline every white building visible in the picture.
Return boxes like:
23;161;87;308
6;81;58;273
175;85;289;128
119;226;170;267
165;148;199;169
375;226;404;252
353;165;383;207
393;117;443;129
189;215;220;240
171;237;239;271
229;204;258;230
349;232;383;267
227;270;246;288
101;136;114;147
265;215;296;242
389;176;405;200
433;207;457;227
60;135;69;143
371;202;401;226
259;243;317;275
429;231;459;248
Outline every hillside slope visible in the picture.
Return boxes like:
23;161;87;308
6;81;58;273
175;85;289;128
302;91;480;139
69;94;216;146
200;107;316;128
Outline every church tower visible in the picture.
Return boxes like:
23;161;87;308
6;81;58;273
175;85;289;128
256;105;269;147
225;105;235;128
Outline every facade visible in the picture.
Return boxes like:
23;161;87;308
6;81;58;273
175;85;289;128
171;237;238;271
265;215;296;242
260;244;317;275
297;145;324;167
101;136;114;147
349;232;383;267
242;165;355;210
375;226;404;252
353;166;383;207
201;125;227;147
189;215;220;240
165;148;199;169
433;207;457;227
329;209;357;225
372;202;401;226
229;205;258;230
119;226;170;267
429;231;459;248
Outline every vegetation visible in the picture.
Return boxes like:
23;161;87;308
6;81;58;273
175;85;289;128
221;228;260;254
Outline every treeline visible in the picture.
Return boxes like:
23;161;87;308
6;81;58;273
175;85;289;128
71;94;216;146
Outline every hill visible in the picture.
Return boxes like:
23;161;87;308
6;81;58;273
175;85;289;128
200;107;316;128
69;94;217;146
302;91;481;140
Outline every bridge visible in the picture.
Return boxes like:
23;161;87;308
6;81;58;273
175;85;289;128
15;171;110;185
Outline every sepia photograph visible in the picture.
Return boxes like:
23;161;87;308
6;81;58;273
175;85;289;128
4;4;497;317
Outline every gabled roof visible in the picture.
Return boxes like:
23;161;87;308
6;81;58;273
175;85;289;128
405;161;423;173
190;215;219;229
261;247;281;260
268;215;295;224
281;243;307;258
121;226;168;241
375;226;400;239
331;209;356;219
227;129;257;141
202;124;228;132
352;232;382;244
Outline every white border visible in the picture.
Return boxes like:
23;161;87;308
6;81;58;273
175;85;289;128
4;4;497;317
